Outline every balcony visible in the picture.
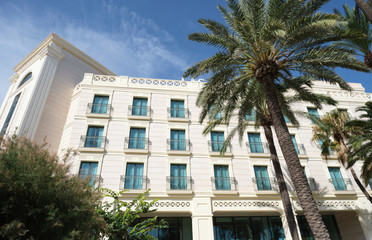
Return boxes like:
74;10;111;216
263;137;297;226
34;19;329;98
86;103;111;118
120;175;149;192
329;178;355;194
208;140;232;157
246;142;270;157
167;107;189;122
124;137;149;154
166;176;193;194
211;177;237;194
166;139;191;155
77;174;103;188
252;177;278;193
79;136;106;152
128;105;151;120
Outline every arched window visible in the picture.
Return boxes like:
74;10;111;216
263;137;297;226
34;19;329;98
18;72;32;88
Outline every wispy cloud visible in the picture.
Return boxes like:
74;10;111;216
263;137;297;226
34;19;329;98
0;1;189;102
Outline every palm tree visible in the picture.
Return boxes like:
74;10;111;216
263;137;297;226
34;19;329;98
335;4;372;68
184;0;369;238
346;101;372;186
354;0;372;24
311;110;372;203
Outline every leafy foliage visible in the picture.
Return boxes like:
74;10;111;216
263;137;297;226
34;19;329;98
0;135;102;239
96;189;168;240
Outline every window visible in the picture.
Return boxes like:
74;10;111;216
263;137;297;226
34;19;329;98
129;128;146;149
170;130;186;150
170;164;187;190
124;163;144;189
18;72;32;88
245;109;256;121
91;95;109;114
170;100;185;118
369;179;372;189
132;98;148;116
254;166;272;190
84;126;104;148
297;215;342;240
307;107;319;124
328;167;346;190
214;165;231;190
283;115;291;123
291;135;299;154
248;133;264;153
1;93;21;135
79;162;98;187
209;106;222;120
210;132;224;152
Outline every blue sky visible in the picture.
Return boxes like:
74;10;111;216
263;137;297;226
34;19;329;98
0;0;371;104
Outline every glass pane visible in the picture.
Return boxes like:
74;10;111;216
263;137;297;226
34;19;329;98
85;126;103;147
297;215;341;240
170;164;187;190
132;98;148;116
251;217;271;240
129;128;146;149
92;95;109;114
211;132;224;151
307;108;319;124
269;216;286;240
214;218;235;240
171;130;186;150
79;162;98;187
171;100;185;118
248;133;263;153
125;163;143;189
291;135;299;154
1;93;21;135
254;166;271;190
328;167;346;190
214;165;231;190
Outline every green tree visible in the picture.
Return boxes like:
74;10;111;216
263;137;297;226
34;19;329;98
183;0;368;238
346;101;372;186
311;110;372;203
0;135;102;239
96;189;168;240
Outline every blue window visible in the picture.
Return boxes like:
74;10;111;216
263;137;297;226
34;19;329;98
245;109;256;121
129;128;146;149
1;93;21;135
209;106;222;120
211;132;224;152
170;130;186;150
328;167;346;190
284;115;291;123
170;100;185;118
291;135;299;154
18;72;32;88
85;126;104;148
214;165;231;190
91;95;109;114
254;166;272;190
297;215;342;240
307;107;319;124
124;163;144;189
132;98;148;116
248;133;264;153
369;179;372;189
79;162;98;187
170;164;187;190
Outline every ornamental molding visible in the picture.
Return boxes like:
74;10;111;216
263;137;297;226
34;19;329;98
212;200;280;210
294;200;356;210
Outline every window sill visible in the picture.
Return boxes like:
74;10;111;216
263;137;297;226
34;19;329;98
332;190;356;195
248;153;270;158
79;147;105;153
212;190;238;195
166;150;191;156
167;117;190;122
167;190;193;195
120;189;148;195
254;190;279;195
209;152;232;157
124;149;149;154
128;115;151;121
86;113;110;118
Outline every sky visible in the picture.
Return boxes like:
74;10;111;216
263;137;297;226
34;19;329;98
0;0;371;104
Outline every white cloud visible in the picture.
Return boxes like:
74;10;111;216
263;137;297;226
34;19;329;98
0;1;189;103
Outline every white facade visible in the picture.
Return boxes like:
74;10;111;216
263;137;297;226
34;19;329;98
1;34;372;240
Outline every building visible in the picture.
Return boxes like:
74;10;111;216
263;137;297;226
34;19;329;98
1;33;371;240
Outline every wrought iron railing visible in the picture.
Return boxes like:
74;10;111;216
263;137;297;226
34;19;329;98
77;174;103;188
120;175;149;190
166;139;190;151
80;136;106;148
211;177;237;191
329;178;354;191
252;177;278;191
166;176;193;190
124;137;149;150
86;103;112;114
128;105;151;117
167;107;189;118
246;142;269;153
208;140;231;153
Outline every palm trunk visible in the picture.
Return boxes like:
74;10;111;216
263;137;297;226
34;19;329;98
263;124;300;240
259;77;331;239
355;0;372;24
350;167;372;203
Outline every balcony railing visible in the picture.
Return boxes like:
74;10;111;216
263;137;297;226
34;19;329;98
124;137;149;150
208;140;231;153
86;103;111;115
80;136;106;148
120;175;149;190
128;105;151;117
294;144;306;155
211;177;237;191
167;107;189;118
167;139;190;151
329;178;354;191
246;142;269;154
77;174;103;188
166;176;193;190
307;178;318;191
252;177;278;191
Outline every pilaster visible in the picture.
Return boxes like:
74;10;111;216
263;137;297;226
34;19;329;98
192;197;214;240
